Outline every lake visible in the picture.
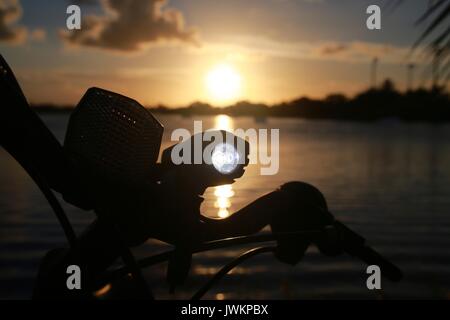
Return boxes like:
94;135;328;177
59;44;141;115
1;113;450;299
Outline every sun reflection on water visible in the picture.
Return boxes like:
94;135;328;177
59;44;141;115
214;185;234;218
213;115;234;218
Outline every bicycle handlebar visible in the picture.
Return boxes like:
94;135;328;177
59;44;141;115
101;225;402;287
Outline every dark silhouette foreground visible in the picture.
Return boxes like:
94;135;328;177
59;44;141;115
1;55;401;299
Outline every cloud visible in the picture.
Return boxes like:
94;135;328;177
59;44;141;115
195;36;420;65
70;0;98;5
61;0;199;52
0;0;26;44
319;43;348;55
30;28;46;41
313;41;408;62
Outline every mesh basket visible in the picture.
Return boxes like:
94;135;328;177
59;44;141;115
64;87;163;186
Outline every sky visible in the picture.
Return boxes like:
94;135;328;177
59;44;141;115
0;0;442;107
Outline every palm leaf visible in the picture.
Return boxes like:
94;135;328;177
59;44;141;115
412;2;450;49
414;0;446;26
431;25;450;48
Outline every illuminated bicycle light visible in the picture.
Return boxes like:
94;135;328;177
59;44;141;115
211;143;240;174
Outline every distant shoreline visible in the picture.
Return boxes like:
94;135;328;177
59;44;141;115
32;82;450;122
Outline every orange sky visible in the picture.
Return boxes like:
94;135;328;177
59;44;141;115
0;0;445;106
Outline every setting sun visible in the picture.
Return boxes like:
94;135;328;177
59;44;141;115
205;63;242;104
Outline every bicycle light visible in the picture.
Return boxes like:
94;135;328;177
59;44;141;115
161;130;250;189
211;142;240;174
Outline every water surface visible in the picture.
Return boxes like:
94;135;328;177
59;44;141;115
1;113;450;299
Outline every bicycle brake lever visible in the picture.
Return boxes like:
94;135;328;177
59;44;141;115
333;220;403;282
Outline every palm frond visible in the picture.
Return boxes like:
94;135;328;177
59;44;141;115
431;25;450;48
413;2;450;49
414;0;446;26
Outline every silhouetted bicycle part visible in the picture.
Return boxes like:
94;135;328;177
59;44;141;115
0;54;402;300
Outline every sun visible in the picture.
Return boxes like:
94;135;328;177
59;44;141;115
205;63;242;104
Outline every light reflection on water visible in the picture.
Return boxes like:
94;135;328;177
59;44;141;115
214;185;234;218
2;113;450;299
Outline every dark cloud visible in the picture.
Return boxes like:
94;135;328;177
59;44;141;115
320;43;349;55
69;0;98;6
61;0;199;52
0;0;26;43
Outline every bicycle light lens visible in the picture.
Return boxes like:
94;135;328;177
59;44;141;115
211;142;240;174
